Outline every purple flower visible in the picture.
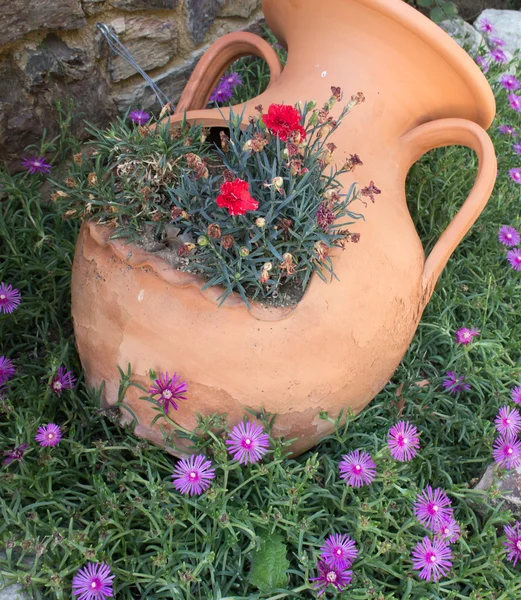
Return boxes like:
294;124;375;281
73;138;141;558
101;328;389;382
495;406;521;437
35;424;62;447
225;421;269;464
504;521;521;566
414;487;453;532
0;356;15;385
50;366;76;395
509;94;521;112
339;450;376;488
223;72;242;89
498;125;517;136
435;518;461;544
478;18;495;34
148;371;187;413
501;74;521;92
512;386;521;405
172;454;215;496
411;536;452;582
507;248;521;271
455;327;480;345
490;35;506;48
320;534;358;569
129;110;150;125
493;435;521;469
476;56;490;74
499;225;521;247
490;48;508;64
0;283;21;314
442;371;471;395
72;562;115;599
387;421;420;462
209;81;233;104
3;443;29;466
21;156;52;175
309;561;352;596
514;142;521;155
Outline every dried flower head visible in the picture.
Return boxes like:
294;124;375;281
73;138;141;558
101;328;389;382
361;181;381;203
3;443;29;466
207;223;222;239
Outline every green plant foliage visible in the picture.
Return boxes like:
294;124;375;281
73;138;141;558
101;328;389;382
405;0;459;22
3;31;521;600
249;533;290;592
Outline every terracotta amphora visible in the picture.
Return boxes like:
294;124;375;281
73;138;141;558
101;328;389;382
72;0;497;456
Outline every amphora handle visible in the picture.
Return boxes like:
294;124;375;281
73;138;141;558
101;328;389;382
175;32;282;114
401;118;497;304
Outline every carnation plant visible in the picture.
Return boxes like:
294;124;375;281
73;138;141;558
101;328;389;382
55;91;371;305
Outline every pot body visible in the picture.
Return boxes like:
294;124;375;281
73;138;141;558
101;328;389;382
71;0;496;455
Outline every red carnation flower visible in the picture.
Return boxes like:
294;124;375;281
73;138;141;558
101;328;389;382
216;178;259;216
262;104;307;142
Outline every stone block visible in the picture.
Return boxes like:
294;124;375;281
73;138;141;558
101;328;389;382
457;0;521;21
108;16;178;82
441;18;485;57
108;0;177;10
0;0;86;46
475;462;521;516
186;0;220;45
218;0;261;19
82;0;106;17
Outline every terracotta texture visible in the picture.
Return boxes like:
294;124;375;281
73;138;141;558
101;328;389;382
72;0;497;456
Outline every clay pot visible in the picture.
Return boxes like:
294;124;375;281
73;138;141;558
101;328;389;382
72;0;497;456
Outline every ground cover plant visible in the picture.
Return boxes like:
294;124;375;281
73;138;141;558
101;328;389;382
2;27;521;600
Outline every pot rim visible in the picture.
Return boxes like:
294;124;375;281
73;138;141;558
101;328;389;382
83;220;301;322
262;0;495;130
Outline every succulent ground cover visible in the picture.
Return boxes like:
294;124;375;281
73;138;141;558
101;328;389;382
1;31;521;600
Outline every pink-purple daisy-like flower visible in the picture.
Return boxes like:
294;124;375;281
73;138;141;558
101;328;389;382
512;386;521;405
455;327;480;345
476;56;489;73
387;421;420;462
21;156;52;175
0;283;21;314
320;534;358;569
148;371;187;413
3;443;29;466
225;421;269;464
435;518;461;544
504;521;521;566
72;561;115;599
507;248;521;271
493;435;521;469
477;18;495;34
490;48;508;64
442;371;471;395
209;81;233;104
172;454;215;496
514;142;521;155
223;72;242;88
0;356;15;386
310;561;352;597
495;406;521;437
35;423;62;447
128;109;150;125
411;536;453;582
414;487;453;532
339;449;376;488
499;225;521;246
498;124;517;136
489;35;505;48
50;366;76;395
501;74;521;92
509;94;521;112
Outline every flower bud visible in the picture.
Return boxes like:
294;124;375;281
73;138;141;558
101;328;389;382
271;176;284;191
239;246;250;257
197;235;209;247
281;149;289;160
255;217;266;228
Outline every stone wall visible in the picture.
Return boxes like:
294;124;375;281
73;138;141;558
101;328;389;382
0;0;263;168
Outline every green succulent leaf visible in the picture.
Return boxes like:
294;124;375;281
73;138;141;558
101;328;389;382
249;534;290;592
